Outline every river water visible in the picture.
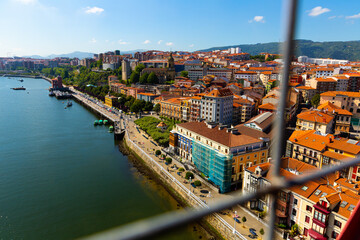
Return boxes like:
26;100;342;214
0;77;209;239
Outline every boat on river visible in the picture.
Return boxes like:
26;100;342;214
94;120;99;126
11;87;26;90
108;125;114;133
67;101;72;107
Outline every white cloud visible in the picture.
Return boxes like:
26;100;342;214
328;16;337;20
13;0;37;4
166;42;173;46
85;6;104;14
346;13;360;19
143;40;150;44
90;38;97;44
189;44;194;48
158;40;163;45
249;16;265;23
308;6;330;17
118;40;129;45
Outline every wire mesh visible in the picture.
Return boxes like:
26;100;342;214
80;0;360;239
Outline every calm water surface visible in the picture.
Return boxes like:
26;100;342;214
0;77;206;239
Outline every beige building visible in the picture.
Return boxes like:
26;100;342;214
296;110;334;134
320;91;360;118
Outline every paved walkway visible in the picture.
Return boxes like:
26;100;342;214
123;116;283;240
72;89;283;240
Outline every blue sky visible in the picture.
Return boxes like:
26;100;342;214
0;0;360;57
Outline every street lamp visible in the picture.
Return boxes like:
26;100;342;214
189;177;192;195
233;210;237;235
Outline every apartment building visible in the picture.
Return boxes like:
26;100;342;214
296;110;334;134
235;71;258;83
200;88;233;125
160;97;190;121
243;157;359;240
306;78;337;94
320;91;360;118
286;130;360;179
317;101;352;134
169;121;270;192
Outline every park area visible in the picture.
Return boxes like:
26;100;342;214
134;116;180;147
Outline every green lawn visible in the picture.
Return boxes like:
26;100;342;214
134;116;180;147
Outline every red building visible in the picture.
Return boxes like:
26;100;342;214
51;76;63;89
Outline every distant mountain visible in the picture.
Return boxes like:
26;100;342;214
22;49;150;60
199;40;360;61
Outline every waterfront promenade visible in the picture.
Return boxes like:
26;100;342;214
70;88;282;240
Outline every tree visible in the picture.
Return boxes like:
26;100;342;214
290;224;301;237
147;72;158;84
130;99;144;113
259;228;264;239
143;101;153;111
139;73;149;84
180;71;188;78
165;157;172;164
185;172;194;180
135;63;145;73
129;72;140;84
153;103;161;114
194;180;201;186
242;216;247;227
155;150;161;156
311;93;320;107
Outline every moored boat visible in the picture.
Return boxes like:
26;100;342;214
67;101;72;107
108;126;114;132
98;120;103;125
11;87;26;90
104;120;109;125
94;120;99;126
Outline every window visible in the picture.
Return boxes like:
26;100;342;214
294;198;298;205
304;228;308;236
306;205;312;212
334;219;342;228
292;209;297;216
332;231;339;239
314;210;326;223
305;216;310;223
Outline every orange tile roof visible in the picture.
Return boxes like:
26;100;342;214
205;88;233;97
297;110;334;124
296;86;316;90
321;91;360;98
327;140;360;155
288;130;334;151
177;122;263;147
316;77;336;82
317;101;352;116
322;151;350;161
258;103;277;110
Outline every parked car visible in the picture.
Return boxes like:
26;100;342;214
233;217;240;223
249;228;257;237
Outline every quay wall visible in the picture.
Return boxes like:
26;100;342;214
124;131;246;240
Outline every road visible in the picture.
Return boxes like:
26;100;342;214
72;88;283;240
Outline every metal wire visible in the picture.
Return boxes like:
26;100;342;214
78;1;360;239
267;0;298;239
80;156;360;240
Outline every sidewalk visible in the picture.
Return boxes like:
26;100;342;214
125;117;283;240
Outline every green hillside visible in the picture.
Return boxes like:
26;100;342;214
199;40;360;61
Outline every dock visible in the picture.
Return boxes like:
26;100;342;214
70;87;125;139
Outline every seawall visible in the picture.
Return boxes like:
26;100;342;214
123;131;246;240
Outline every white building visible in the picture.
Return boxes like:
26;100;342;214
298;56;349;65
200;88;233;125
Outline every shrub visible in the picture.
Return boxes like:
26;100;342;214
259;210;266;219
194;180;201;186
155;150;161;156
165;157;172;164
185;172;194;180
178;167;185;172
277;223;286;229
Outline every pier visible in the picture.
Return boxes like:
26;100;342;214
69;87;125;139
